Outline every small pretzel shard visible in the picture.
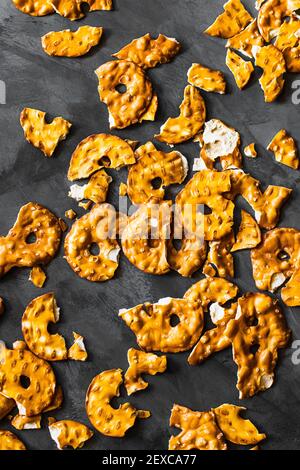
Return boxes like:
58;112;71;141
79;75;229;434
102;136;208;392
267;129;299;170
224;293;290;398
167;233;207;278
124;348;167;396
0;430;26;451
139;92;158;123
68;134;135;181
281;265;300;306
0;394;15;420
95;60;153;129
49;420;93;450
258;0;300;41
274;16;300;52
231;210;261;252
213;404;266;445
283;43;300;72
42;26;103;58
205;0;253;39
127;142;188;204
169;404;227;450
119;297;204;353
226;49;254;89
22;293;67;361
203;232;235;278
86;369;140;437
0;202;61;279
68;332;88;361
20;108;72;157
69;170;112;205
202;119;240;162
49;0;112;20
254;45;286;102
43;385;64;412
226;19;265;58
29;266;47;288
0;343;56;416
187;63;226;94
244;143;257;158
12;0;54;16
11;414;41;430
113;34;181;69
155;85;206;145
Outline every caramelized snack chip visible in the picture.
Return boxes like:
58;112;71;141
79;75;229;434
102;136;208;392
187;63;226;94
226;49;254;89
244;143;257;158
69;170;112;205
231;210;261;252
124;348;167;395
49;419;93;449
42;26;103;57
12;0;54;16
11;414;41;430
205;0;253;39
0;430;26;450
29;266;47;288
226;19;265;58
254;45;286;102
68;332;88;361
267;129;299;170
49;0;112;20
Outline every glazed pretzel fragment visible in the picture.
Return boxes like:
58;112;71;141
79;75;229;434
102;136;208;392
224;293;290;398
274;16;300;52
29;266;47;288
95;60;153;129
203;232;235;278
49;0;112;20
267;129;299;170
43;385;64;412
124;348;167;395
0;430;26;450
49;419;93;449
213;404;266;445
139;92;158;123
0;202;61;279
69;170;112;205
257;0;300;41
119;297;204;353
20;108;72;157
205;0;253;39
283;43;300;72
13;341;27;351
187;63;226;94
254;45;286;102
184;276;238;309
0;394;15;420
202;119;240;163
42;26;103;57
281;265;300;306
113;33;181;69
0;342;56;416
226;49;254;89
169;404;227;450
226;19;265;58
11;414;41;430
231;210;261;252
12;0;54;16
65;203;120;282
22;293;67;361
244;143;257;158
155;85;206;145
68;332;88;361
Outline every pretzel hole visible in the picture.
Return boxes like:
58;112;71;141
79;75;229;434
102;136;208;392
26;232;37;244
172;239;182;251
89;243;100;256
277;250;290;261
170;314;180;327
148;239;160;248
20;375;31;389
151;177;163;189
249;344;259;356
245;316;259;327
115;84;127;94
99;156;111;168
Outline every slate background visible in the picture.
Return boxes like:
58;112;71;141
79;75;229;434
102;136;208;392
0;0;300;451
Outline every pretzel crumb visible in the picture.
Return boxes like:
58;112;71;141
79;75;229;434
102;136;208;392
29;266;47;288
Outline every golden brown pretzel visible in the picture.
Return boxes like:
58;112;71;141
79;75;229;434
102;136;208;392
226;19;265;58
205;0;253;39
49;0;112;20
49;420;93;449
12;0;54;16
42;26;103;57
124;348;167;395
187;63;227;94
257;0;300;41
254;45;286;102
0;430;26;450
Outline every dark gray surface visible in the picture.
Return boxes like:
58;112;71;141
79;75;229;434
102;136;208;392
0;0;300;451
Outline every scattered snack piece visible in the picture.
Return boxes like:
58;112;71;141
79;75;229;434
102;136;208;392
0;202;61;279
119;183;128;197
78;201;92;211
43;385;64;413
167;231;207;278
42;26;103;58
213;404;266;445
224;293;290;398
0;297;5;316
124;348;167;395
65;203;120;282
244;143;257;158
95;60;153;129
231;210;261;252
49;0;112;20
203;232;235;278
65;209;77;220
155;85;206;145
29;266;47;288
267;129;299;170
139;92;158;123
0;342;56;416
254;45;286;102
187;63;226;94
226;49;254;89
226;19;265;58
20;108;71;157
0;430;26;450
69;170;112;205
58;218;68;232
202;119;240;163
205;0;253;39
281;265;300;307
169;404;227;450
125;139;139;150
68;332;88;361
119;297;204;353
137;410;151;419
257;0;300;41
0;394;15;420
68;134;135;181
22;293;67;361
12;340;27;351
283;44;300;73
274;15;300;52
12;0;54;16
113;33;180;68
11;414;41;430
49;419;93;450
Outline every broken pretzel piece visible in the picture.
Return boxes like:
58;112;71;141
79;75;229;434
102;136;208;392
274;15;300;52
49;0;112;20
29;266;47;288
0;430;26;450
231;210;261;252
69;170;112;205
281;265;300;307
267;129;299;170
205;0;253;39
0;394;15;420
42;26;103;57
226;49;254;89
257;0;300;41
203;232;235;278
68;332;88;361
226;19;265;58
244;143;257;158
187;63;226;94
12;0;54;16
11;414;41;430
49;419;93;450
43;385;64;412
254;45;286;102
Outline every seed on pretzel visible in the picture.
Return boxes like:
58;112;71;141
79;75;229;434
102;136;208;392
43;385;64;412
226;49;254;89
203;232;235;278
267;129;299;170
187;63;226;94
257;0;300;41
0;342;56;416
65;203;120;282
42;26;103;57
244;143;257;158
119;297;204;353
124;348;167;396
169;404;227;450
0;202;61;279
86;369;145;437
69;170;112;205
95;60;153;129
22;293;67;361
12;0;54;16
0;430;26;451
29;266;47;288
202;119;241;164
49;0;112;20
254;45;286;102
113;33;181;69
213;404;266;445
20;108;72;158
224;293;290;398
274;15;300;52
127;142;188;204
283;44;300;72
205;0;253;39
68;332;88;361
11;414;41;430
281;265;300;307
231;210;261;252
226;19;265;58
155;85;206;145
49;419;93;449
0;394;15;420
